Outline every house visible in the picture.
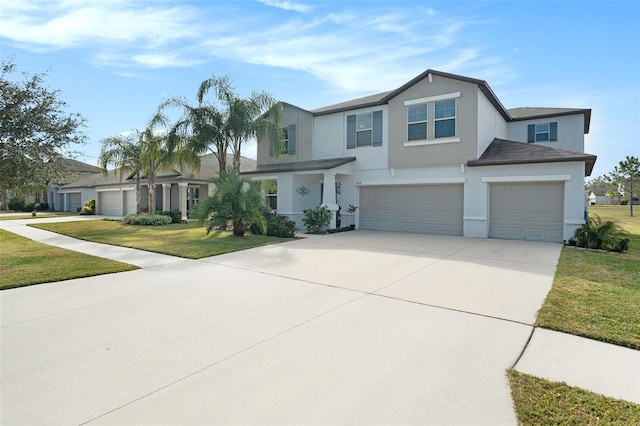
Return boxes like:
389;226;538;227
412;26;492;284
243;69;596;243
588;188;613;205
55;154;256;219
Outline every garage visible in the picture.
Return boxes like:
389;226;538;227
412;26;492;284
98;191;122;217
359;184;463;235
68;193;82;213
124;190;137;215
489;182;564;242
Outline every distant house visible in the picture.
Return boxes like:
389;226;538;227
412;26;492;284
588;188;607;205
53;153;256;219
245;69;597;243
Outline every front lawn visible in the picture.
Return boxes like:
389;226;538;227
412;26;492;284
535;205;640;350
0;229;137;290
0;212;78;220
30;220;289;259
509;370;640;425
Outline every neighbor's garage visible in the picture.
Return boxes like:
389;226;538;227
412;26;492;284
489;182;564;242
98;191;122;217
359;184;463;235
68;193;82;213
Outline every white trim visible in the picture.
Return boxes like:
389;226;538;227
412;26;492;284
404;91;461;106
404;137;460;147
482;175;572;183
565;219;586;225
355;178;465;186
97;187;127;192
248;175;279;181
463;216;487;221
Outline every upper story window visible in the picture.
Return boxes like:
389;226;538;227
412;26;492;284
434;99;456;138
347;110;383;149
528;122;557;143
281;126;289;151
408;104;427;141
271;124;296;156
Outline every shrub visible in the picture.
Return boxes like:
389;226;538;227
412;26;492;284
158;210;182;223
573;215;630;252
23;203;36;212
266;215;296;238
302;205;332;233
79;198;95;215
8;197;25;211
36;202;49;211
123;213;172;226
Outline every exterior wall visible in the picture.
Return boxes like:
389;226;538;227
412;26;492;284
463;162;586;241
506;114;585;152
59;188;96;212
259;104;313;166
477;91;508;156
387;74;479;169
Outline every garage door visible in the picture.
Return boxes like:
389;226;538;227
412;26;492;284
359;184;463;235
68;193;82;213
489;182;564;242
98;191;122;217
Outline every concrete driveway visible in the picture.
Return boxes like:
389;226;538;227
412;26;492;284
1;230;561;425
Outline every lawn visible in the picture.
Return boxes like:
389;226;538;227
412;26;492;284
0;212;78;220
535;205;640;350
30;219;290;259
508;370;640;425
0;229;137;290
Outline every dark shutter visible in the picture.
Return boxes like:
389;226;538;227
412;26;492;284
346;115;356;149
550;122;558;142
527;124;535;143
372;110;383;146
288;124;296;154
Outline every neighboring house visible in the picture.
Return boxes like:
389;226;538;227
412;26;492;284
243;69;596;243
55;153;256;219
588;188;609;205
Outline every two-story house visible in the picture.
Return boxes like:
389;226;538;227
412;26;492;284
243;70;596;243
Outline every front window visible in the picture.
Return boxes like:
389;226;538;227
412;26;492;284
408;104;427;141
434;99;456;138
265;180;277;210
281;127;289;153
356;113;372;146
535;123;549;141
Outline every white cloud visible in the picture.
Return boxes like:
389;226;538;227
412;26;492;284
256;0;312;13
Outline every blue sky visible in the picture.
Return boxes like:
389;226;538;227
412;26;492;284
1;0;638;179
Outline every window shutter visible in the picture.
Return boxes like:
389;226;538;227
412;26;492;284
270;140;274;156
288;124;296;154
550;122;558;142
527;124;535;143
346;115;356;149
372;110;383;146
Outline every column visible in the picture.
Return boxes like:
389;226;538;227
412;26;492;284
178;182;188;221
162;183;171;211
322;173;338;229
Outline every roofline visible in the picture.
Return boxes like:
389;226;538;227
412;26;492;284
240;157;356;175
510;108;592;133
467;154;597;176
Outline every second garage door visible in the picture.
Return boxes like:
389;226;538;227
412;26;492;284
489;182;564;242
359;184;463;235
98;191;122;217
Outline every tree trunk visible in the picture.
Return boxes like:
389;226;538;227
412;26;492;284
215;152;227;176
232;152;241;176
630;178;634;217
148;182;155;214
135;176;142;213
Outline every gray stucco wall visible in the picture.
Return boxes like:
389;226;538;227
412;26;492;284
258;104;313;165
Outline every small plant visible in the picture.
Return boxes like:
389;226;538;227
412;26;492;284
158;210;182;223
123;213;172;226
346;204;358;214
79;198;96;215
573;215;630;252
266;215;296;238
302;205;332;233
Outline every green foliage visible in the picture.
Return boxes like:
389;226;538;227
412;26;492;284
8;196;25;211
266;215;297;238
79;198;95;215
574;215;630;252
123;213;172;226
196;172;266;236
608;155;639;217
302;205;332;233
158;210;182;223
0;58;86;196
36;202;48;211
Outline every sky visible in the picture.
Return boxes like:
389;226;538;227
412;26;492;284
1;0;638;179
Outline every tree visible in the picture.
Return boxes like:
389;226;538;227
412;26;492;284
608;156;640;217
196;171;266;236
161;75;283;176
98;133;144;213
0;59;86;208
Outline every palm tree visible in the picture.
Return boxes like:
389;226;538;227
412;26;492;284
98;135;143;213
196;171;266;236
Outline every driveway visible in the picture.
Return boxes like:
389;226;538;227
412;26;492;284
1;230;561;425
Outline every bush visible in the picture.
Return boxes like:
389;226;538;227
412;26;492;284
8;197;25;211
621;200;629;205
158;210;182;223
36;202;49;211
23;203;36;212
573;215;630;252
302;205;332;233
123;213;172;226
267;215;296;238
79;198;95;215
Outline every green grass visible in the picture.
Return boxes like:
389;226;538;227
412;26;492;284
0;229;137;290
0;212;78;220
508;370;640;425
30;219;289;259
535;205;640;350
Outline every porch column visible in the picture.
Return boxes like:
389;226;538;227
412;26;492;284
178;182;188;221
322;173;338;229
162;184;171;211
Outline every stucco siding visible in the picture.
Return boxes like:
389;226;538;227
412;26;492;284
477;91;508;157
506;114;585;152
388;74;479;169
259;105;313;165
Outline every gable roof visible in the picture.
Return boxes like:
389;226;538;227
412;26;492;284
241;157;356;175
508;107;591;133
590;188;608;196
466;138;597;176
60;158;103;174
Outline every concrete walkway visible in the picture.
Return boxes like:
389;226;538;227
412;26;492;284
1;217;638;425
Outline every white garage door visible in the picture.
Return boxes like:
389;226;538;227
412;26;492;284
98;191;122;217
68;193;82;212
359;184;463;235
489;182;564;242
124;190;136;215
